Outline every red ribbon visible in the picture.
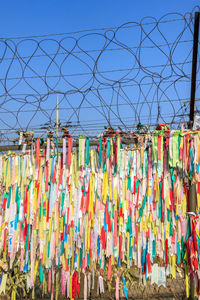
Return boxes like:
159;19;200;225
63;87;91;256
52;165;57;183
59;154;63;185
146;253;151;274
75;272;80;298
45;161;49;192
48;269;51;292
24;187;28;215
101;227;106;250
165;239;168;267
72;272;76;299
2;194;7;210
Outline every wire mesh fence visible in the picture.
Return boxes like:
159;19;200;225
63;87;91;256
0;7;199;144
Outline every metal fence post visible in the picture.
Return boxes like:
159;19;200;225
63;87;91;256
189;11;199;300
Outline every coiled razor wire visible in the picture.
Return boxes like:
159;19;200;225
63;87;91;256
0;7;199;143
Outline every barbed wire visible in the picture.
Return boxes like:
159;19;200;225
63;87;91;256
0;7;199;144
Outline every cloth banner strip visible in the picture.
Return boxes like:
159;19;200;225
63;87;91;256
0;130;200;298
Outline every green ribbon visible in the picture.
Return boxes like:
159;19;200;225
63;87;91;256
61;192;65;214
136;178;140;193
48;241;50;258
139;193;147;217
15;186;20;222
152;134;158;164
7;188;11;209
80;247;83;267
152;239;156;258
169;211;173;236
40;264;43;282
172;133;179;167
25;224;29;251
177;241;181;265
60;241;64;256
128;177;131;190
87;251;90;267
86;138;90;166
107;137;110;159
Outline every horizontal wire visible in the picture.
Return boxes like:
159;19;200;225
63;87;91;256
36;113;189;126
0;112;187;132
0;77;195;98
0;17;191;40
0;40;193;62
0;62;193;81
0;97;191;114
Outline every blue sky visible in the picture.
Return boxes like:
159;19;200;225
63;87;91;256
0;0;199;38
0;0;199;139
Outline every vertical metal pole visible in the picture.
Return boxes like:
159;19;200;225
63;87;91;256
189;12;200;129
56;94;59;138
189;11;199;300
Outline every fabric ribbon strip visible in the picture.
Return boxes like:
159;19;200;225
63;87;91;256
0;130;199;298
